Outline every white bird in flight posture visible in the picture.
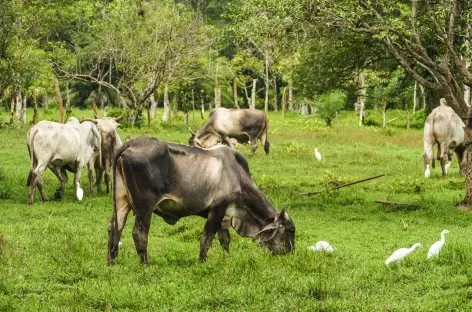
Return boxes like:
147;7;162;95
307;241;334;252
385;243;422;265
313;148;322;161
427;229;449;259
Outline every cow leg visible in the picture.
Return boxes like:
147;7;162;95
222;135;234;149
456;145;466;175
27;164;48;204
439;142;448;176
200;203;228;262
217;229;230;253
49;166;68;200
107;196;131;265
95;165;104;193
249;138;259;157
104;158;111;194
132;211;152;265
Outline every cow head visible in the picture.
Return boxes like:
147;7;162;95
254;210;295;255
188;128;221;148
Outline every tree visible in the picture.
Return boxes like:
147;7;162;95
316;90;347;126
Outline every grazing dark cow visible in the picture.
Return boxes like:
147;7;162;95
107;137;294;265
423;100;465;177
189;108;270;156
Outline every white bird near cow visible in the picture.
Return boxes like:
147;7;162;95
313;148;322;161
385;243;422;265
424;165;431;178
76;182;84;201
307;241;334;252
427;229;449;259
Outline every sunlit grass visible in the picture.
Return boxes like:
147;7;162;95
1;107;472;310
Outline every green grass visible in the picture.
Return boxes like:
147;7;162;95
1;107;472;311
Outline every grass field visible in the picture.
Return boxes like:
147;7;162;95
1;107;472;311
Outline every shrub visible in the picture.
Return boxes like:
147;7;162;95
316;90;347;126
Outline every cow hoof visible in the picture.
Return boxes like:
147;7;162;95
107;259;116;266
54;190;63;200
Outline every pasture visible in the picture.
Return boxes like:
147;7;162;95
1;108;472;311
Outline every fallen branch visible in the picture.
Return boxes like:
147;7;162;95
375;200;420;207
300;174;385;196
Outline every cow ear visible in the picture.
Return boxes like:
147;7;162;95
254;223;279;243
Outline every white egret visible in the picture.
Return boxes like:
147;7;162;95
445;161;451;174
76;182;84;201
118;241;124;249
313;148;322;161
424;165;431;178
427;229;449;259
307;241;334;252
385;243;422;265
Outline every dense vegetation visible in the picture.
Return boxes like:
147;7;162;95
1;108;472;310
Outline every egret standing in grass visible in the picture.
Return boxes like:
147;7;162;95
427;229;449;259
313;148;322;161
307;241;334;252
385;243;422;265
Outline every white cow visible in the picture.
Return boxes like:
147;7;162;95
26;117;102;204
423;99;465;177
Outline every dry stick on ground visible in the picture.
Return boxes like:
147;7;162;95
375;200;420;207
300;174;386;196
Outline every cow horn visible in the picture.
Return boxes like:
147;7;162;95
189;127;195;135
112;115;123;122
80;118;98;124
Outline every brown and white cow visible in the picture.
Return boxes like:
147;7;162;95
26;117;101;204
423;99;465;177
189;108;270;156
86;117;123;194
107;137;294;265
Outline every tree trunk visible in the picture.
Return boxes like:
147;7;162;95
21;92;27;124
357;71;366;126
413;81;417;113
233;77;240;109
273;77;279;112
162;81;170;122
288;86;293;111
93;102;98;119
192;89;195;121
406;101;410;130
33;89;39;125
200;89;205;119
420;84;426;110
264;52;269;113
464;60;471;107
282;86;288;119
251;79;257;109
9;88;15;126
15;88;22;124
242;81;251;107
65;83;72;118
382;103;387;127
214;85;221;108
181;91;188;125
53;76;65;123
172;92;178;119
150;90;158;119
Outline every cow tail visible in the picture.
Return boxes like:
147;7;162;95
112;142;131;247
92;125;102;169
26;129;38;187
261;113;270;155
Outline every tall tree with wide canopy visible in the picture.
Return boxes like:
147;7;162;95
305;0;472;205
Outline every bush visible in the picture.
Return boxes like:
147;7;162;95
316;90;347;126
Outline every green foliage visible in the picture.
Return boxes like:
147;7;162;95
316;90;347;126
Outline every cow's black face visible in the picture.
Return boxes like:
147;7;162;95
254;210;295;255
